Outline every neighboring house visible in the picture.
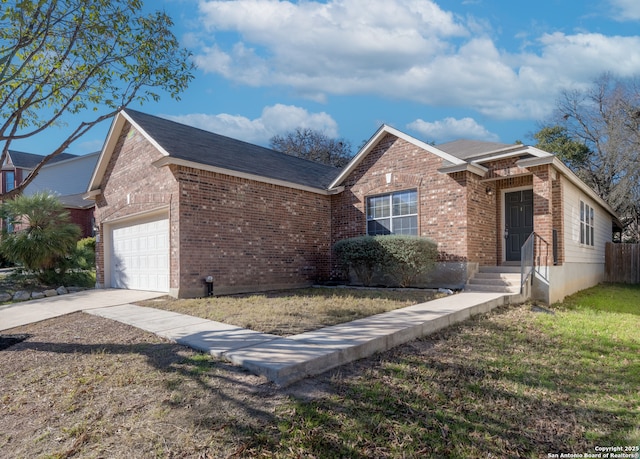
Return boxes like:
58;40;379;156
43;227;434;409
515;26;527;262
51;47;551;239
2;150;77;194
87;110;621;304
23;151;100;238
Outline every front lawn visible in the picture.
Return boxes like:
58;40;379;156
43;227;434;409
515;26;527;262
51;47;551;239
1;283;638;457
137;287;442;336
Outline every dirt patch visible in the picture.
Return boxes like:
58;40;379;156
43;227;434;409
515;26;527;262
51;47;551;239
0;313;286;458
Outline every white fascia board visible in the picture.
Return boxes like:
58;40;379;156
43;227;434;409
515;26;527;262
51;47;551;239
152;157;341;196
438;162;488;176
517;156;619;218
472;146;551;164
328;124;466;189
83;189;101;200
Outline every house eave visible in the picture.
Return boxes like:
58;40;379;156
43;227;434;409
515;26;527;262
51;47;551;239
84;189;101;201
438;162;488;176
152;157;340;196
517;156;620;220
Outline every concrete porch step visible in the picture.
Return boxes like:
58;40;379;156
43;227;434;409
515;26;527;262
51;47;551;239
468;277;517;287
477;265;520;274
464;266;522;295
464;284;520;294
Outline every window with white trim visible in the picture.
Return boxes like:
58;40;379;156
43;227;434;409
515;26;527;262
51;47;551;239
366;190;418;236
580;201;594;246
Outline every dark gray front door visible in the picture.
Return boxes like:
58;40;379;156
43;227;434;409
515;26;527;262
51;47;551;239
505;190;534;262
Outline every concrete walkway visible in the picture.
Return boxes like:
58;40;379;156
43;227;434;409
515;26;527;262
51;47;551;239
0;289;164;331
2;288;521;386
86;291;518;385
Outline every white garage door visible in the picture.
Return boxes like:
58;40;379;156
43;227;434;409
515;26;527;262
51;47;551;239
110;215;169;292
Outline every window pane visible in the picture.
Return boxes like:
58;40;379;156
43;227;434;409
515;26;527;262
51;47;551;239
367;195;390;219
367;219;391;236
5;171;14;192
580;222;585;244
590;226;594;246
580;201;584;223
392;191;417;216
393;216;418;235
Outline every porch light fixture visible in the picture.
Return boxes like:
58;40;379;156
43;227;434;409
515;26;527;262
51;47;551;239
486;186;494;196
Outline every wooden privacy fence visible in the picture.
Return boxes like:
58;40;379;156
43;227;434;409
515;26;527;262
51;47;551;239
605;243;640;283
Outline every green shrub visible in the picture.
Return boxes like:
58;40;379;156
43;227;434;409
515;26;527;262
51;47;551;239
334;235;438;287
0;193;85;285
74;237;96;270
333;236;384;286
376;235;437;287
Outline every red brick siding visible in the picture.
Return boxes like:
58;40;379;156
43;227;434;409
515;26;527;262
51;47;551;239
331;135;470;270
93;122;179;288
466;173;498;266
176;167;332;295
531;165;554;245
552;173;564;265
68;207;95;238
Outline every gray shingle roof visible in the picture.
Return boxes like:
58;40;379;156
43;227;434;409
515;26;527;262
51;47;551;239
436;139;518;160
125;109;341;190
7;150;77;169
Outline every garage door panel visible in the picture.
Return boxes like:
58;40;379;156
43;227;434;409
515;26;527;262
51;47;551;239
110;215;169;292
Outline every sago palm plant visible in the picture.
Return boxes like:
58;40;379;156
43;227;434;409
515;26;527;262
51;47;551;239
0;192;81;280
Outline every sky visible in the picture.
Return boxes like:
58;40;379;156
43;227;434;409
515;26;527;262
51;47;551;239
12;0;640;157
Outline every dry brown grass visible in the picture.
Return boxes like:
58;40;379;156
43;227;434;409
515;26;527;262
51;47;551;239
137;287;441;336
0;313;283;458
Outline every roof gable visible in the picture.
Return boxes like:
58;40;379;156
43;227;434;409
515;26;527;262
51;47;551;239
3;150;77;170
329;125;466;189
89;110;340;194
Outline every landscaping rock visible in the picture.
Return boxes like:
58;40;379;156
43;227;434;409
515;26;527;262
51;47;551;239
44;289;58;297
13;291;31;301
0;292;12;302
56;286;68;295
31;291;45;299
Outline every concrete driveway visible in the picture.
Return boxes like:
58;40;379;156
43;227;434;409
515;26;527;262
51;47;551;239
0;289;164;332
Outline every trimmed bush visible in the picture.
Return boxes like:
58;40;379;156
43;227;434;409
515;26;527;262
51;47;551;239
376;235;437;287
334;235;438;287
333;236;384;286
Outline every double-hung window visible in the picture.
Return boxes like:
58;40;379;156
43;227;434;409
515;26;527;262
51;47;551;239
580;200;594;246
4;171;15;192
366;190;418;236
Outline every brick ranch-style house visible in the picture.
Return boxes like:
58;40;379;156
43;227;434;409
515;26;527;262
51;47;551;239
86;110;621;304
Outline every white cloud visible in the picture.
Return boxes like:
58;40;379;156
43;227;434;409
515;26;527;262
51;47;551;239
609;0;640;20
192;0;640;120
408;117;499;143
162;104;339;145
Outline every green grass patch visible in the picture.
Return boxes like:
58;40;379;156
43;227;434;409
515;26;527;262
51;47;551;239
557;282;640;316
256;284;640;457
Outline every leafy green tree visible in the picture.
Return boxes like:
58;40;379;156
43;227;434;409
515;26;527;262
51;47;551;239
0;193;81;278
533;125;591;171
270;128;353;167
0;0;194;198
